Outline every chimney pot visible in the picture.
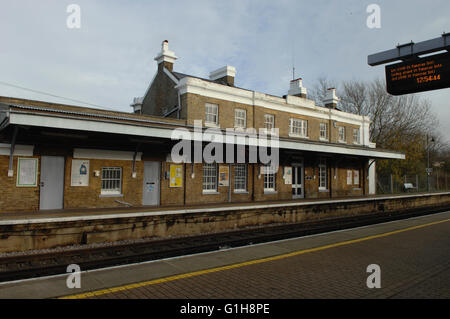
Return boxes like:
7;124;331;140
154;40;178;71
288;77;307;98
209;66;236;86
323;88;339;108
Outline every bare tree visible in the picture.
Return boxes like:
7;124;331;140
311;77;443;176
333;78;438;149
309;77;338;107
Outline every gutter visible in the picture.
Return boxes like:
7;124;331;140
8;126;18;177
8;103;188;128
0;107;10;131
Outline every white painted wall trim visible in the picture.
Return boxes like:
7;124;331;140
73;148;142;161
176;77;371;129
0;143;34;156
163;67;179;84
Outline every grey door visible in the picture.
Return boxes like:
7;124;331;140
143;161;160;206
40;156;65;210
292;162;304;199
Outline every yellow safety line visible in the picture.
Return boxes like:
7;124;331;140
59;217;450;299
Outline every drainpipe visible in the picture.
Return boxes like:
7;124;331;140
362;116;366;146
228;163;232;203
131;143;141;178
183;163;187;206
177;90;181;119
367;159;376;195
252;91;256;202
8;126;19;177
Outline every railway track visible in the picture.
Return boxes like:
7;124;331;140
0;204;449;283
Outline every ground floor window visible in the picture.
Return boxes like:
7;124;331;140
234;164;247;192
203;163;218;192
264;166;276;192
319;158;327;190
101;167;122;194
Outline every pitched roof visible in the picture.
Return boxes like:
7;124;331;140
171;71;235;87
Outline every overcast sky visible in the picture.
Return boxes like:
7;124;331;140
1;1;449;140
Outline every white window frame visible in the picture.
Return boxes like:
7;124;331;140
202;163;218;193
264;114;275;133
205;103;219;126
289;118;308;138
319;123;328;141
318;158;327;191
234;164;247;193
101;167;122;195
338;126;346;143
353;128;360;144
234;109;246;129
263;166;276;193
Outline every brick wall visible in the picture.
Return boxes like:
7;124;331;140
141;65;180;117
0;155;40;212
64;157;144;209
184;92;362;146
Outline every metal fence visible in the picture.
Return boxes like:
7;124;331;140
377;173;450;194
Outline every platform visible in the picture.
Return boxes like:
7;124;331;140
0;192;449;254
1;192;449;225
0;209;449;299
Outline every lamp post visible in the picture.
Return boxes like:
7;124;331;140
426;134;435;192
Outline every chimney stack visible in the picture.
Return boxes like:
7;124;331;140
323;88;339;109
154;40;177;71
288;78;307;98
209;66;236;86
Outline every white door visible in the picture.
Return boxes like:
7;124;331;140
40;156;65;210
143;161;160;206
292;162;304;199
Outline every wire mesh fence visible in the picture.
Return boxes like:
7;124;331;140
377;172;450;194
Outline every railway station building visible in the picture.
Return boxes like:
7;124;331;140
0;41;404;212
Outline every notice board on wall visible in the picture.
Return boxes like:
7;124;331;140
71;160;90;186
16;158;38;187
347;170;352;185
218;165;229;187
353;170;360;185
169;164;183;188
284;166;292;185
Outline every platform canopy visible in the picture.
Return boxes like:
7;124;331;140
0;102;404;160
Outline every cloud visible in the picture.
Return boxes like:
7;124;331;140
0;0;449;139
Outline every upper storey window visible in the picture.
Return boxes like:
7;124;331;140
289;118;308;138
205;103;218;125
320;123;328;141
338;126;346;143
234;109;246;129
353;128;360;144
